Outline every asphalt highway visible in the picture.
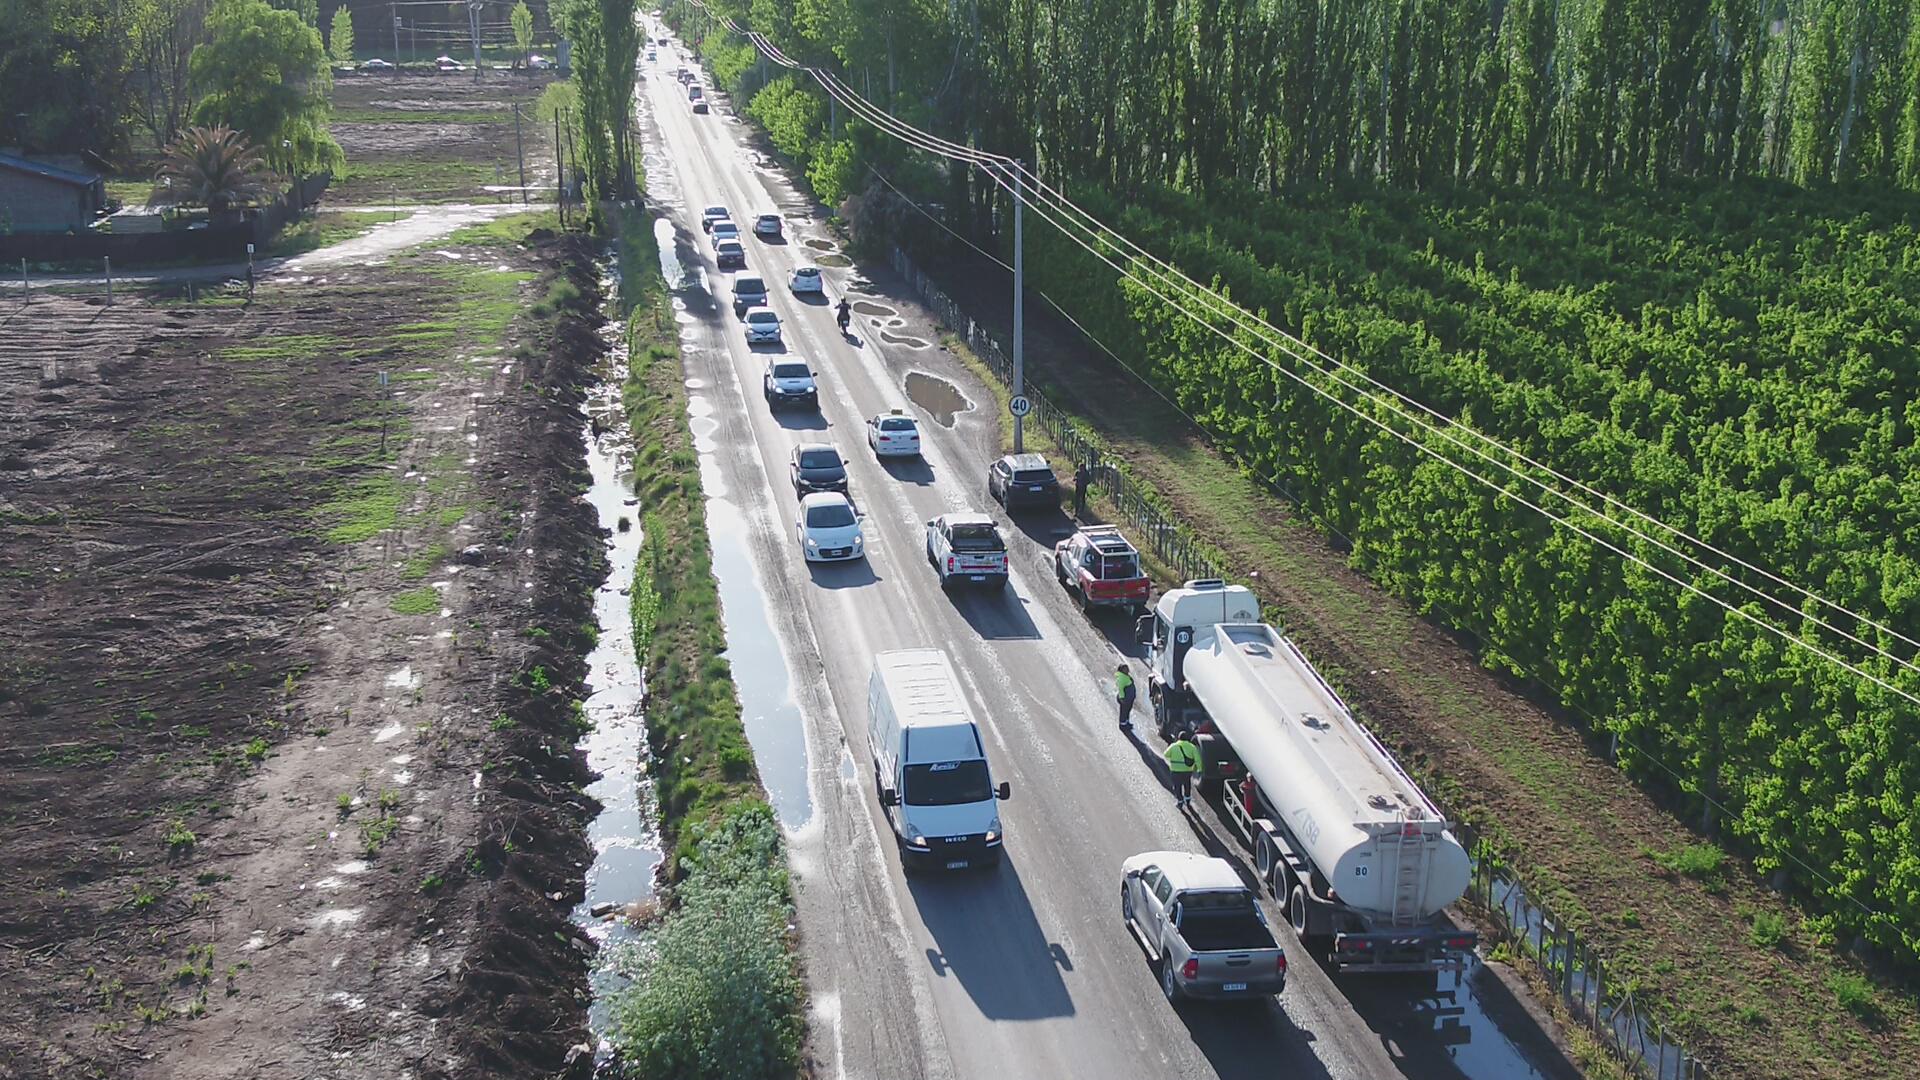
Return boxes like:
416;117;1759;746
636;29;1570;1080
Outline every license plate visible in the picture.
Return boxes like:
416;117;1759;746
1029;485;1044;491
969;574;984;582
1222;982;1247;992
945;860;969;870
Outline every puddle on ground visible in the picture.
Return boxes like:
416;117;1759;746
802;237;838;252
815;254;852;268
574;267;663;1046
703;495;813;828
653;216;690;288
851;300;896;318
1341;956;1571;1080
906;371;973;427
880;331;929;349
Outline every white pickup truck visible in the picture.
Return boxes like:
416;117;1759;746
1121;851;1288;1005
924;512;1008;590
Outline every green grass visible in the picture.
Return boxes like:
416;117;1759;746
332;158;501;202
389;587;440;615
615;207;761;862
400;544;448;581
1829;971;1878;1019
106;179;152;207
315;475;405;544
447;209;562;248
268;211;397;258
220;333;338;364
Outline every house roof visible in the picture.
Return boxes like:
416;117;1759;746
0;152;102;187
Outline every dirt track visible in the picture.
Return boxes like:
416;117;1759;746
0;227;604;1078
330;73;557;205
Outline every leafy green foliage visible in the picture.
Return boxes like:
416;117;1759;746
190;0;342;176
1018;175;1920;965
554;0;640;199
151;125;276;212
511;0;535;64
326;5;352;67
604;804;803;1079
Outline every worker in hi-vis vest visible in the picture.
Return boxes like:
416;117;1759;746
1164;730;1199;807
1114;663;1136;731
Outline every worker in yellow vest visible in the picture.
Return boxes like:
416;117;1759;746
1114;663;1136;731
1164;729;1199;808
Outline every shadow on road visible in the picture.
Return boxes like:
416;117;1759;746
807;557;879;591
1002;502;1077;552
772;408;829;432
1175;999;1334;1080
946;585;1042;641
908;855;1075;1021
878;455;936;486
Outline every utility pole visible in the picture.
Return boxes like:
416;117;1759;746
513;103;527;204
468;1;484;81
391;5;400;65
1011;159;1025;454
555;107;566;226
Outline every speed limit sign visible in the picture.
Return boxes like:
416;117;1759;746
1008;395;1032;418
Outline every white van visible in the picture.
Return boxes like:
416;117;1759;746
868;649;1011;871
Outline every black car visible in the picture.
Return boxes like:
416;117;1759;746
988;452;1060;510
790;443;849;497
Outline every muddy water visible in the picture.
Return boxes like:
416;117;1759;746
571;280;663;1045
851;300;896;318
880;331;930;349
905;371;973;427
802;237;838;252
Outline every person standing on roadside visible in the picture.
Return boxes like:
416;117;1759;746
1074;460;1092;519
1114;662;1136;731
1165;729;1199;807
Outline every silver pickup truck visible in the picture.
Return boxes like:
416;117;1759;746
1121;850;1288;1004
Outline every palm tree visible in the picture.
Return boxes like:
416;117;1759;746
150;126;276;217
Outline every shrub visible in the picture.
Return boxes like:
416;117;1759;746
1828;971;1877;1018
1649;843;1725;882
1749;910;1787;949
605;804;802;1079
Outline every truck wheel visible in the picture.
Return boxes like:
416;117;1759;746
1290;884;1331;953
1161;960;1183;1004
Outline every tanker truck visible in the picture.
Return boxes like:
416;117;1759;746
1135;580;1478;973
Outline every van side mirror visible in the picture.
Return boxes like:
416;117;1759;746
1133;615;1153;646
880;788;899;807
996;782;1012;801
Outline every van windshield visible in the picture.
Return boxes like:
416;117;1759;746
903;760;992;806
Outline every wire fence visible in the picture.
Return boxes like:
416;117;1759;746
888;242;1711;1080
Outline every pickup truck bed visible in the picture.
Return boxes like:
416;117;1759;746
1179;908;1278;953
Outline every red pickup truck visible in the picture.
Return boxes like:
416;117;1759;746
1053;525;1151;615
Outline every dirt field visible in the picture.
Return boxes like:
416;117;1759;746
0;221;606;1078
329;72;558;205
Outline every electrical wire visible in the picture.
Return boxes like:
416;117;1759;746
684;0;1920;700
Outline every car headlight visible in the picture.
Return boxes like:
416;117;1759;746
804;537;819;548
852;534;864;548
984;817;1002;844
904;824;928;849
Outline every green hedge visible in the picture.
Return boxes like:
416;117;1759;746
1022;178;1920;963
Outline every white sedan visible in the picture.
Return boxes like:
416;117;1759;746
789;264;824;294
797;492;864;562
867;411;921;457
743;307;783;346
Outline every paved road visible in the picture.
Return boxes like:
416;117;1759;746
638;28;1567;1080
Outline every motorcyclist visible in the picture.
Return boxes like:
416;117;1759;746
835;297;852;334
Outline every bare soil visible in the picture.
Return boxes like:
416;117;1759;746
911;237;1920;1080
329;72;558;205
0;230;607;1078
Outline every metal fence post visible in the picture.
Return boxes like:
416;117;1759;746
20;257;27;304
103;256;112;305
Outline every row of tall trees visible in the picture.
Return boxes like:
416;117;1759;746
683;0;1920;198
556;0;640;199
0;0;339;175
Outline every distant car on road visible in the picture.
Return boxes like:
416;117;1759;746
866;411;920;458
644;49;657;62
529;54;554;70
788;264;824;294
924;512;1008;590
790;443;849;497
988;452;1060;510
701;205;730;232
358;58;395;71
796;492;864;562
1054;524;1150;615
743;307;783;346
753;213;783;238
435;55;466;71
730;272;768;317
763;358;817;410
1121;851;1288;1006
714;238;745;269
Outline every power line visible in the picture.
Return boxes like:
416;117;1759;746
684;0;1920;707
